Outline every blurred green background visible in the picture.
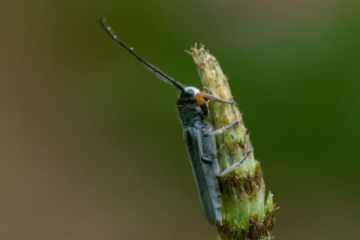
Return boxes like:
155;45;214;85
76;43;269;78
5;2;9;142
1;0;359;239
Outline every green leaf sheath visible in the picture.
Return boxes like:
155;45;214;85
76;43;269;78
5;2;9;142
189;44;278;240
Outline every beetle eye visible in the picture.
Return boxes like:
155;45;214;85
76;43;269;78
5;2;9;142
184;91;192;97
184;90;195;98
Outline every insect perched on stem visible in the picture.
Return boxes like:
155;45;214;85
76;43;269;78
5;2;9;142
99;17;246;225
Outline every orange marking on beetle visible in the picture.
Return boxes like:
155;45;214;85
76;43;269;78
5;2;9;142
195;92;207;106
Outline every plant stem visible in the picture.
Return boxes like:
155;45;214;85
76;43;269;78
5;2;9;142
189;44;278;240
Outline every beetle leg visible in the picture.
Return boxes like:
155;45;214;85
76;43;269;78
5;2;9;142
192;128;213;163
218;151;252;176
210;120;240;136
204;93;236;105
202;87;236;105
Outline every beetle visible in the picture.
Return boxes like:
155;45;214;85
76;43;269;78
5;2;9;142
99;17;246;225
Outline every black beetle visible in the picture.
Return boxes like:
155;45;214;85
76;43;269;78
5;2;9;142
99;17;245;225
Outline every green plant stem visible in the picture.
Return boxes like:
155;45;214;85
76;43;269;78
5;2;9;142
189;44;278;240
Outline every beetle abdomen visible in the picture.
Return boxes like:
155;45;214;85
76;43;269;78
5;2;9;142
184;127;222;225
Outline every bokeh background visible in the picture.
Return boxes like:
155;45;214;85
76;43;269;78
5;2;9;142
2;0;360;239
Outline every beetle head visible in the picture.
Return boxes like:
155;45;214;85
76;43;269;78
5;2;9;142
181;86;208;106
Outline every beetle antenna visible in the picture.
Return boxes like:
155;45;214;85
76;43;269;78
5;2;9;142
99;17;185;92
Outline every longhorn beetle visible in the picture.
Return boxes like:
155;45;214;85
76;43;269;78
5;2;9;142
99;17;247;225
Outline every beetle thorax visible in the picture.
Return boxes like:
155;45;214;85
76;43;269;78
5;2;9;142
176;86;208;126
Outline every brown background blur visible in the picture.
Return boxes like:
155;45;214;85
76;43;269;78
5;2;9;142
1;0;359;239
